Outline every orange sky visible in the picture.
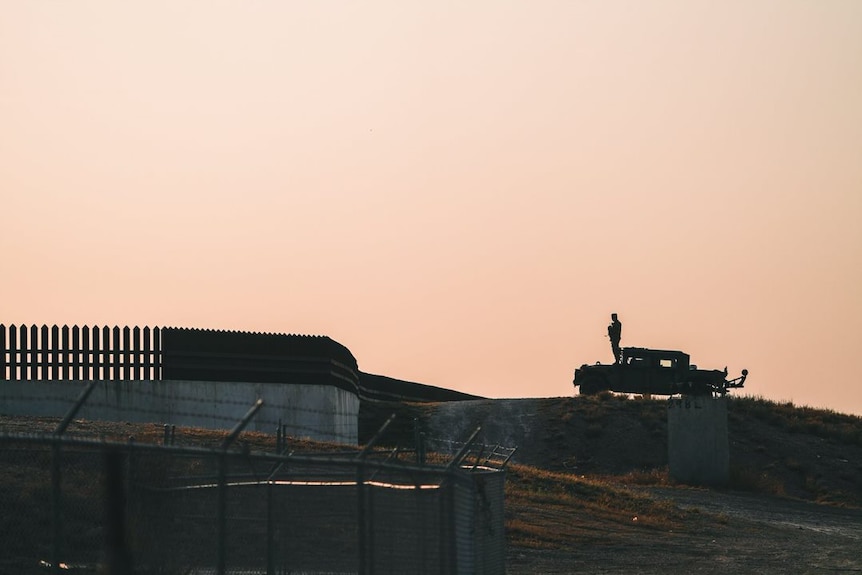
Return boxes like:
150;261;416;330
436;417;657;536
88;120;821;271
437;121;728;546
2;1;861;415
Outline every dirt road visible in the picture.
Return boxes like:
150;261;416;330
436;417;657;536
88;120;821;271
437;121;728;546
507;488;862;574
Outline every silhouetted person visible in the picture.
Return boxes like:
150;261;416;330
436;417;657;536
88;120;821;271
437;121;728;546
608;313;622;364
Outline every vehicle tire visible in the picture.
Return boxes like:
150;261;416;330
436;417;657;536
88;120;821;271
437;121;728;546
579;377;605;396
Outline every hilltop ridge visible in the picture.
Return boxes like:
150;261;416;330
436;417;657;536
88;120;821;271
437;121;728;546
360;394;862;508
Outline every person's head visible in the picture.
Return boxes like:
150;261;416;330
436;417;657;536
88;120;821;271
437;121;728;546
611;313;618;321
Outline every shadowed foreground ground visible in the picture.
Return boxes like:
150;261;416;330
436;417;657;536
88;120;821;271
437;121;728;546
2;393;860;574
363;394;862;573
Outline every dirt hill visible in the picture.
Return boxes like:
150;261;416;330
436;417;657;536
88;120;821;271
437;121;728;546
360;394;862;573
360;394;862;507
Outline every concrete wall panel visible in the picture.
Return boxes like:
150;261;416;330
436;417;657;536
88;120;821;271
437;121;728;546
0;379;358;444
667;396;729;486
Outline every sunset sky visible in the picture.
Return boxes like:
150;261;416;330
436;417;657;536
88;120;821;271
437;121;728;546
2;2;860;415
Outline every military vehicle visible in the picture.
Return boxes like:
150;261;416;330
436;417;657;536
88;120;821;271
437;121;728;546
573;347;747;397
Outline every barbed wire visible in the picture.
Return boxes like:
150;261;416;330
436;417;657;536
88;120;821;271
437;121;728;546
0;431;505;575
0;380;360;443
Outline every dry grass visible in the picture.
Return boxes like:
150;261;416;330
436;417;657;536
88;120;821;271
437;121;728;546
728;464;788;497
504;463;691;549
730;395;862;447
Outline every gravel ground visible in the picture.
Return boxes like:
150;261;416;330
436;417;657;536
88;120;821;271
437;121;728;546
506;487;862;574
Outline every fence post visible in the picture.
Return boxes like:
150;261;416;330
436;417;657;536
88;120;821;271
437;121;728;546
71;326;80;381
126;437;136;530
92;326;101;381
357;458;367;575
217;451;227;575
49;380;100;574
355;414;394;575
51;440;62;575
55;380;99;435
104;449;131;575
153;327;161;380
19;325;29;380
218;399;265;575
415;418;426;465
222;399;265;450
446;427;482;472
266;480;275;575
112;326;121;382
446;474;458;575
62;325;71;380
9;324;18;380
143;327;151;380
81;326;90;381
276;418;283;453
0;324;6;380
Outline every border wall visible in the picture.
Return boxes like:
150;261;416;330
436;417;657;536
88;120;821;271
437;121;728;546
0;378;358;443
1;324;362;443
1;325;484;445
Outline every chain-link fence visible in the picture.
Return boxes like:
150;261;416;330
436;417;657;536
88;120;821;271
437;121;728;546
0;421;509;575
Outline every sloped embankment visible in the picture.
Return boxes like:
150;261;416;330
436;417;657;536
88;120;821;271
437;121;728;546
361;394;862;507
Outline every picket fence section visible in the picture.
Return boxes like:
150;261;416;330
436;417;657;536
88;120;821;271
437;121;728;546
0;324;160;382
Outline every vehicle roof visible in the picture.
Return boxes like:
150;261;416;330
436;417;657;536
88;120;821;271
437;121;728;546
622;347;690;358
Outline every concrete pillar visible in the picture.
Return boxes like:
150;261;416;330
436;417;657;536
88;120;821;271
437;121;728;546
667;396;729;486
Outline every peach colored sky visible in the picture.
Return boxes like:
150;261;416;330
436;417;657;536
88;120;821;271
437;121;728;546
2;2;860;415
